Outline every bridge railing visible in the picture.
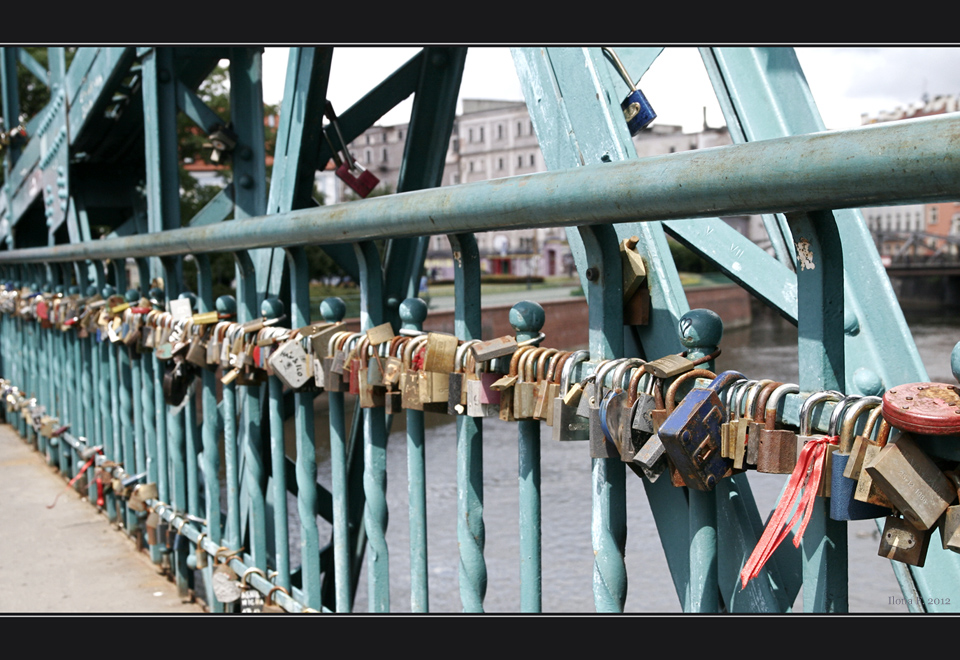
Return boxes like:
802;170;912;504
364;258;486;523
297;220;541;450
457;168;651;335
3;46;960;614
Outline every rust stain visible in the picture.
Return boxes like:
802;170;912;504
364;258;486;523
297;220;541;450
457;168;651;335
796;238;815;271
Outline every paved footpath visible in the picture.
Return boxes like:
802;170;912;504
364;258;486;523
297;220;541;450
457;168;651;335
0;423;203;614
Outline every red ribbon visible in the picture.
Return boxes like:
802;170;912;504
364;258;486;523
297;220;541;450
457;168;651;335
740;435;838;589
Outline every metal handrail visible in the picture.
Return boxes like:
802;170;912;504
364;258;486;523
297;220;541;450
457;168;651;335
0;114;957;264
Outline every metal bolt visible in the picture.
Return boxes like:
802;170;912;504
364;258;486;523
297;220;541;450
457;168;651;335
585;267;599;282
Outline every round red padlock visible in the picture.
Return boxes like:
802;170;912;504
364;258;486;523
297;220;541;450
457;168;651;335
882;382;960;435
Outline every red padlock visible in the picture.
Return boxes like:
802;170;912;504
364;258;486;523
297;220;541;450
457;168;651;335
324;101;380;199
882;382;960;435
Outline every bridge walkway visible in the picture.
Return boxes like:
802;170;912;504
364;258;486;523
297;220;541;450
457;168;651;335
0;423;202;614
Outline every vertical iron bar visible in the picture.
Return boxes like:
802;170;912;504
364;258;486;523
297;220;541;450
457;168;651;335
448;234;486;613
285;247;321;610
263;296;291;592
355;240;389;612
399;297;428;613
321;297;351;612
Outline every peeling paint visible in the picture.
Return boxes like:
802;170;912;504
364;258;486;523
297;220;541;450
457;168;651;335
796;238;815;271
731;261;742;272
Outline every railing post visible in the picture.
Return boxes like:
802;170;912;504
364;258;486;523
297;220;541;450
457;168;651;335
99;283;118;522
284;247;321;611
321;296;352;613
399;297;428;612
510;301;545;612
262;296;291;593
120;288;140;538
216;295;241;558
355;240;389;613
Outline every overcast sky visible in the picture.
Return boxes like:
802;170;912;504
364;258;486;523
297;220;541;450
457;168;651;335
259;47;960;134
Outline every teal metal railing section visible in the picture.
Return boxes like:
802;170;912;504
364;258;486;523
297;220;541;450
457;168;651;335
2;46;960;614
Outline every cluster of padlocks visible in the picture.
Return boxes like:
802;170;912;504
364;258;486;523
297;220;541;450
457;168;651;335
2;279;959;580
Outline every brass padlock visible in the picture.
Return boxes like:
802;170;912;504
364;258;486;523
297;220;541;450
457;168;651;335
854;419;896;509
746;381;782;467
939;471;960;552
865;431;956;530
843;405;884;481
756;383;800;474
878;513;931;567
495;346;531;422
401;336;428;411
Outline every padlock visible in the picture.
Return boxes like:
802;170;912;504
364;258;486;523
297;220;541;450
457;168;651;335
346;336;365;396
657;370;744;491
466;352;499;418
195;534;208;570
878;513;931;567
212;556;242;604
471;335;518;363
539;352;568;425
423;332;459;374
790;390;842;497
533;349;563;422
881;382;960;435
323;331;354;393
324;101;380;198
735;380;774;470
601;47;657;135
723;379;755;464
746;381;782;467
817;394;860;498
830;396;892;521
843;405;884;482
939;471;960;552
494;346;531;422
865;431;957;530
447;340;477;416
756;383;801;474
598;359;642;461
589;359;630;459
853;419;896;509
401;336;428;411
145;509;160;546
383;337;407;414
513;348;544;420
268;335;311;389
629;369;668;481
552;350;590;442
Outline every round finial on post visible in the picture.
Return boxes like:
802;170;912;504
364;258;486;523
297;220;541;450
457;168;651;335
101;284;116;298
124;289;139;304
678;308;723;353
853;367;884;396
149;287;165;307
399;297;428;331
320;297;346;323
178;291;198;310
952;341;960;384
260;297;284;320
54;284;65;295
509;300;545;343
85;284;98;298
12;281;21;290
68;285;81;296
215;295;237;318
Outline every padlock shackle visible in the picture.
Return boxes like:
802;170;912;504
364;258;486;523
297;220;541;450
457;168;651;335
666;368;718;413
763;383;799;430
754;381;783;425
547;351;569;385
520;347;545;382
600;47;638;92
455;339;479;374
560;350;590;397
508;345;535;378
594;358;628;396
611;358;644;395
828;394;861;438
744;379;775;423
535;348;560;382
838;396;881;453
798;390;842;436
732;379;758;422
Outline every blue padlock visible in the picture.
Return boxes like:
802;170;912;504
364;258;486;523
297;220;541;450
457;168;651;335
830;396;892;521
602;47;657;136
658;370;745;491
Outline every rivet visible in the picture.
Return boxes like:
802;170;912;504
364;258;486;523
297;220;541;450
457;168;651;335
905;396;913;400
902;406;910;409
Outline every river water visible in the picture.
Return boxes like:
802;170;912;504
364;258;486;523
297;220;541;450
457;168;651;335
270;303;960;613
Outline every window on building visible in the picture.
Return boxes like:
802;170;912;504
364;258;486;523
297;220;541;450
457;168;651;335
498;157;504;170
383;133;388;143
952;214;960;235
931;207;939;225
451;137;459;153
452;173;460;185
479;127;484;143
366;135;371;145
497;124;503;140
517;121;523;137
469;161;474;173
365;150;371;164
468;128;474;143
529;154;535;167
528;120;533;135
382;148;388;163
518;155;523;167
398;130;403;140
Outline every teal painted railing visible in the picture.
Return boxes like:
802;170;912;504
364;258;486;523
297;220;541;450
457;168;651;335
1;46;959;614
